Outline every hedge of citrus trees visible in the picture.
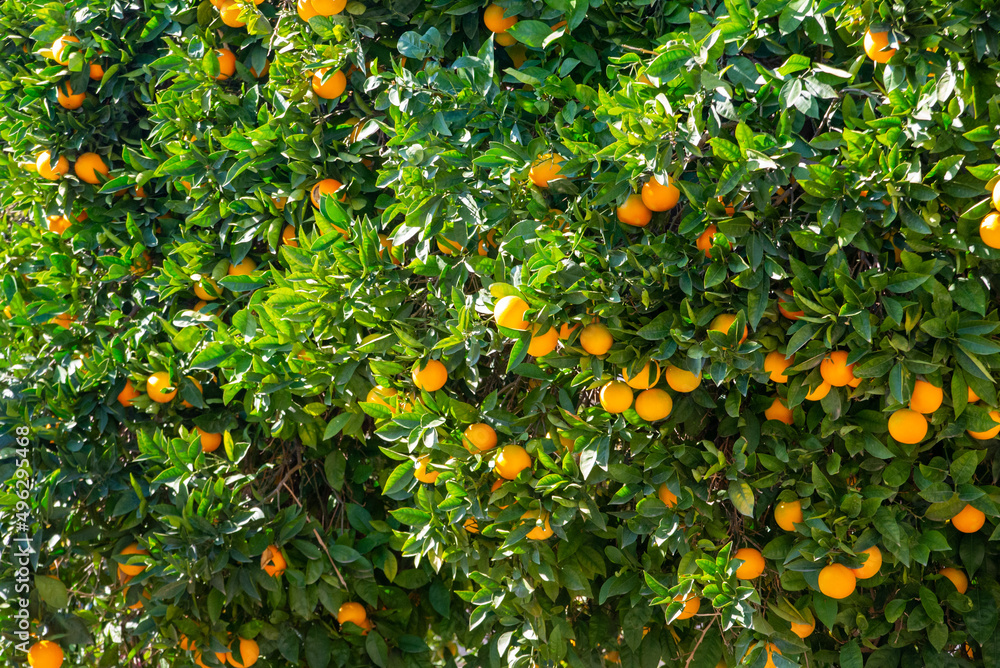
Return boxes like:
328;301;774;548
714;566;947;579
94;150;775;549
5;0;1000;666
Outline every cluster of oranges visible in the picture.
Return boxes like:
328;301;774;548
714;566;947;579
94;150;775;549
116;372;222;452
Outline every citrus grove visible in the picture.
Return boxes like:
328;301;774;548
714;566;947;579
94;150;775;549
3;0;1000;666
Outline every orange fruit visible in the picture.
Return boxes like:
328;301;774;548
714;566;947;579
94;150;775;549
47;215;71;235
262;544;286;576
760;644;781;668
414;456;439;483
412;359;447;391
887;408;927;444
763;397;793;425
733;548;764;579
495;32;516;46
709;313;747;344
337;602;367;628
297;0;317;20
817;563;856;599
674;595;699;620
599;381;633;414
940;567;968;594
146;371;177;403
312;0;346;11
696;224;730;257
215;48;236;80
74;152;108;184
634;389;672;421
281;225;298;247
36;151;69;180
774;500;802;531
981;212;1000;249
969;386;981;403
312;68;347;99
249;59;270;78
366;385;400;411
220;1;246;28
657;483;678;507
193;277;219;301
952;504;986;533
717;197;736;215
194;300;209;312
820;350;855;386
805;382;831;401
51;35;80;65
494;295;530;330
51;313;76;328
622;361;660;390
617;194;652;227
311;178;344;207
527;324;558;356
28;641;63;668
227;258;256;275
910;379;943;414
852;546;882;580
528;153;564;188
579;323;613;355
968;410;1000;440
495;444;531;479
463;517;479;533
521;510;553;540
197;427;222;453
436;237;463;255
118;543;149;577
665;365;701;393
117;380;141;407
863;29;896;63
790;618;814;639
777;289;804;320
763;351;793;383
227;638;259;668
641;176;680;211
56;81;85;109
483;4;517;32
463;423;497;452
558;322;580;340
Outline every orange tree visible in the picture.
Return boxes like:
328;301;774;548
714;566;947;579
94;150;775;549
3;0;1000;666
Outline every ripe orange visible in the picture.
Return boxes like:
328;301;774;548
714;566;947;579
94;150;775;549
981;212;1000;249
709;313;747;344
940;567;968;594
733;547;765;579
820;350;855;386
90;57;105;80
763;351;793;383
28;641;63;668
790;618;814;639
262;544;286;576
528;153;564;188
36;151;69;180
483;4;517;33
366;385;399;411
521;510;553;540
863;29;896;63
641;176;680;211
558;322;580;340
279;225;298;247
215;48;236;80
599;381;633;414
47;215;71;235
118;380;141;407
337;602;368;628
968;410;1000;439
228;258;256;275
777;288;804;319
993;180;1000;211
227;638;260;668
197;427;222;453
527;324;558;356
617;194;652;227
805;382;831;401
969;386;981;403
818;563;856;599
118;543;149;577
51;313;76;328
887;408;927;444
851;546;882;579
146;371;177;403
494;295;530;330
249;59;270;78
774;500;802;531
436;237;463;255
74;152;108;184
312;68;347;99
657;483;678;507
193;277;219;301
952;504;986;533
297;0;318;20
661;365;699;393
463;423;497;452
51;35;80;65
674;594;699;620
414;456;439;483
635;389;672;421
495;32;516;46
56;81;85;109
412;359;447;391
622;361;660;390
463;517;479;533
764;397;793;425
220;1;246;28
495;444;531;479
311;178;344;207
580;322;613;355
910;379;943;414
696;224;730;257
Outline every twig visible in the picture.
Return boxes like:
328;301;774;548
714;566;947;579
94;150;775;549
683;617;715;668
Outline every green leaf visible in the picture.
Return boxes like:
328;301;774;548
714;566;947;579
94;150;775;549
35;575;69;609
728;480;755;516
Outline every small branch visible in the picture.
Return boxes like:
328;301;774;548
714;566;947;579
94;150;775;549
683;617;716;668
